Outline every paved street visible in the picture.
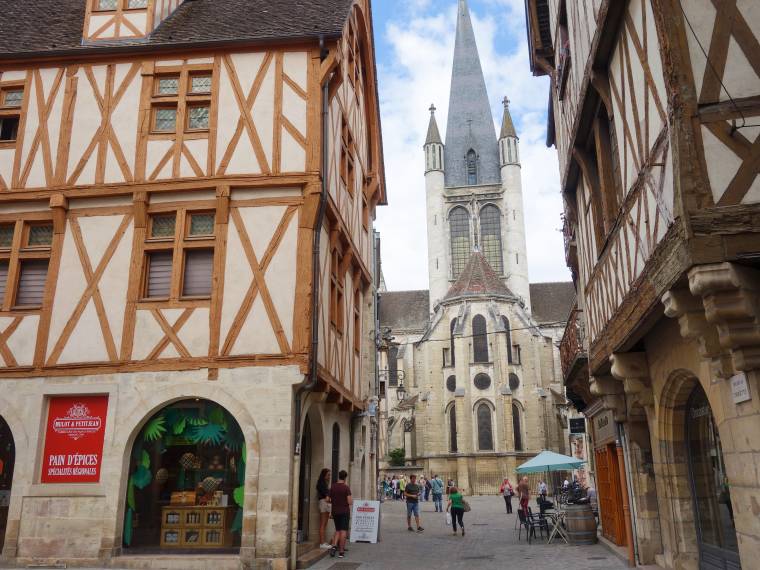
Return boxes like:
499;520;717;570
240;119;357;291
312;496;626;570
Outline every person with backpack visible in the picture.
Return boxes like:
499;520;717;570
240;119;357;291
446;485;466;536
499;478;514;513
431;474;444;512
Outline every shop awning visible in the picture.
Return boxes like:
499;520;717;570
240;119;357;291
516;450;585;474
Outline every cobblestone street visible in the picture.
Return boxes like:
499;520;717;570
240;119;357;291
312;496;626;570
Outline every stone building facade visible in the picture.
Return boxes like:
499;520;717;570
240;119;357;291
526;0;760;568
377;0;574;494
0;1;385;568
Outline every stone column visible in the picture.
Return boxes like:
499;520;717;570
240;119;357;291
610;352;663;565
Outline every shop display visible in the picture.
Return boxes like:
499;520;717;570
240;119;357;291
123;400;246;551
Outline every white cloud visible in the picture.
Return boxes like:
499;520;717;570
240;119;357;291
375;0;570;291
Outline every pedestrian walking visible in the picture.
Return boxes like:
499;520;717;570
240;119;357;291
399;476;406;501
328;470;352;559
518;476;530;514
391;476;399;500
431;474;444;512
499;478;514;514
316;468;332;548
538;479;548;503
424;476;432;501
446;485;466;536
404;474;424;532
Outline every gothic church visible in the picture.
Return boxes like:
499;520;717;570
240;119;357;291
379;0;574;491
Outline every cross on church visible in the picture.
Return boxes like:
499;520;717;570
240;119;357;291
503;96;510;108
429;104;436;115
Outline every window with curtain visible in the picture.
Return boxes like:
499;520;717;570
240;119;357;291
449;207;471;278
480;205;503;273
472;314;489;363
477;403;494;450
449;407;458;453
512;403;523;451
466;149;477;185
501;315;513;364
331;423;340;483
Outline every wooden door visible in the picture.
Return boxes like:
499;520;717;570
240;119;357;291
595;444;626;546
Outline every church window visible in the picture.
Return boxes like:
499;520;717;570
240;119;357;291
474;373;491;390
446;375;456;392
331;423;340;483
449;407;458;453
477;403;494;451
449;207;470;278
466;149;477;185
449;319;457;366
472;314;489;363
501;316;513;364
509;373;520;391
480;205;503;274
388;345;398;387
512;403;523;451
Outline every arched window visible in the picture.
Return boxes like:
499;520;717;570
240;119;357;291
512;403;523;451
388;345;398;386
331;423;340;483
449;207;471;278
472;314;489;363
450;319;457;366
467;149;477;185
501;315;513;364
480;205;503;273
477;403;494;450
449;406;458;453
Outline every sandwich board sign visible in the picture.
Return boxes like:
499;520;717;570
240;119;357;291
350;500;380;543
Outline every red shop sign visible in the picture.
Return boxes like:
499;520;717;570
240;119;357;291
41;395;109;484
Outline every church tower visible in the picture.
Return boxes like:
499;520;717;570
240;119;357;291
424;0;531;310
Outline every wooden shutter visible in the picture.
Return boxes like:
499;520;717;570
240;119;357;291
182;249;213;297
0;261;7;304
15;259;48;307
146;251;173;299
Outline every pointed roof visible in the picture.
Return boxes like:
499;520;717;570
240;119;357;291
425;104;443;145
444;0;500;188
444;251;514;301
500;97;517;139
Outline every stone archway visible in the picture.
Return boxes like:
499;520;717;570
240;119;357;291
297;406;325;544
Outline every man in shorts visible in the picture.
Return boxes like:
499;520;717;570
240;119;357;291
404;474;424;532
329;470;352;558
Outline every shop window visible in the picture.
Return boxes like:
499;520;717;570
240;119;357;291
449;207;470;278
0;86;23;144
477;403;494;451
0;220;53;310
123;399;246;551
142;210;215;301
472;314;489;363
329;248;345;333
151;70;212;134
501;315;513;364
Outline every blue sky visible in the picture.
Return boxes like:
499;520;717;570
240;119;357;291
369;0;570;290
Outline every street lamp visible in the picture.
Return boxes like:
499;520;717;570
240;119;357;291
397;378;406;401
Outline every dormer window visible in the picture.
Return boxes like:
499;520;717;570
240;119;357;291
466;149;477;185
96;0;117;10
95;0;146;10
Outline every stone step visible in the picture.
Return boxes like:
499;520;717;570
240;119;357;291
296;545;330;569
112;554;243;570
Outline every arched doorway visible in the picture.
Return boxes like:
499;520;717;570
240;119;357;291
123;399;246;552
686;384;739;569
297;420;312;542
297;410;325;543
0;417;14;551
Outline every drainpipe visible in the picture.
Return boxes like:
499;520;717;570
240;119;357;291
616;429;635;567
290;36;331;570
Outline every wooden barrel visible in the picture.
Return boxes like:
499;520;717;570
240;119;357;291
565;503;598;545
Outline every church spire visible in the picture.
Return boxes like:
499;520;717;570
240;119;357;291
425;104;443;145
444;0;500;188
500;97;517;139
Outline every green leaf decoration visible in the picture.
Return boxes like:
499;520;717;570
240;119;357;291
242;445;247;464
231;508;243;533
224;424;244;452
132;465;152;490
140;450;150;469
143;415;167;442
189;422;226;446
209;407;226;426
172;417;187;436
187;416;208;427
164;407;183;430
124;508;134;546
233;485;245;508
127;477;136;511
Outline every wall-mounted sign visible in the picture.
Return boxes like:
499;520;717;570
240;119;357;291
569;418;586;434
41;395;108;484
593;409;616;447
731;373;751;405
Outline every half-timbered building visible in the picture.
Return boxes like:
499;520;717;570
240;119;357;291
527;0;760;568
0;1;385;568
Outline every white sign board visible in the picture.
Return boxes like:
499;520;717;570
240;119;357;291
350;500;380;543
731;373;752;405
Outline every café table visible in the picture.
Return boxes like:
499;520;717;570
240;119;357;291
545;511;569;544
